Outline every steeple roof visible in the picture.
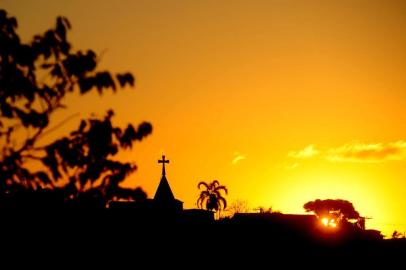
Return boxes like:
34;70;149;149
154;155;176;202
154;174;175;202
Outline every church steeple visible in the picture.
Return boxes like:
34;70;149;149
154;155;175;202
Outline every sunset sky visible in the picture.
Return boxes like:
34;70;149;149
4;0;406;236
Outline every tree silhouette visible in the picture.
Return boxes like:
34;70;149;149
227;199;250;217
304;199;360;224
392;230;404;239
197;180;228;214
254;206;280;214
0;9;151;208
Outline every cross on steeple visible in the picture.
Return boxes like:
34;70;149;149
158;155;169;176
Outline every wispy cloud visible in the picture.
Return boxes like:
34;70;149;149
288;145;319;159
327;141;406;163
286;141;406;164
284;163;299;170
232;152;246;165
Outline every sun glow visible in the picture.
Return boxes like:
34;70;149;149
321;217;329;227
320;217;338;228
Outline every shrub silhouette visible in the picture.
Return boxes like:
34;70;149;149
197;180;228;213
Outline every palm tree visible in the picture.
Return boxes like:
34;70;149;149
197;180;228;215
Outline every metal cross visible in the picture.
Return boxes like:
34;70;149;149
158;155;170;176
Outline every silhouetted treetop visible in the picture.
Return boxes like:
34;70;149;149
197;180;228;212
0;9;151;207
304;199;360;220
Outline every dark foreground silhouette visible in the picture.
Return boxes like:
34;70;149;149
2;155;404;264
2;208;405;266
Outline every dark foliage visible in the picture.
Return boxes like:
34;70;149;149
304;199;360;220
0;9;151;208
197;180;228;212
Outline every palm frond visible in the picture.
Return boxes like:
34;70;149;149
214;185;228;195
211;180;220;188
212;190;222;198
197;181;209;190
218;196;227;210
199;191;210;197
197;196;205;209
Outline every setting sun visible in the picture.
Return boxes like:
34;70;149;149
320;217;338;229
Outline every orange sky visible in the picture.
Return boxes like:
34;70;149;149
4;0;406;236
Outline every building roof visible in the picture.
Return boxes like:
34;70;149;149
154;174;175;202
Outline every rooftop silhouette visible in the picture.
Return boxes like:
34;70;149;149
154;155;176;202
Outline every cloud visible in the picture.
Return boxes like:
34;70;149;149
288;145;319;159
284;163;299;170
286;140;406;164
232;152;246;165
327;141;406;163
